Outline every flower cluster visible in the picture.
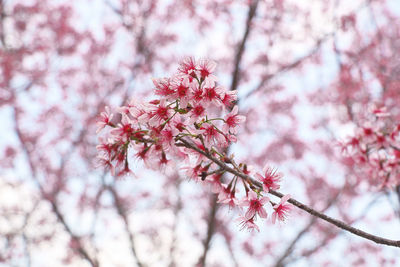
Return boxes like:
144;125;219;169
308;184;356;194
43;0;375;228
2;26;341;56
341;107;400;189
97;57;290;230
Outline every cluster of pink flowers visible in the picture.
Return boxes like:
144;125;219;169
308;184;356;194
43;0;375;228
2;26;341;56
97;57;290;230
341;107;400;189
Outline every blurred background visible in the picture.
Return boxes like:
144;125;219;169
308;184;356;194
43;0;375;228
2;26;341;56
1;0;400;266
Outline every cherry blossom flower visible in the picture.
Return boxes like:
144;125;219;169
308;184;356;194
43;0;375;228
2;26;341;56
341;107;400;189
116;161;135;178
181;164;206;181
191;83;205;103
198;58;217;85
159;127;178;150
152;77;174;97
200;123;227;147
255;165;282;192
223;105;246;134
96;106;113;133
172;78;191;107
217;185;238;208
190;104;206;120
237;216;260;232
95;58;289;231
206;173;223;193
110;121;134;142
203;86;224;106
371;106;390;117
241;191;269;220
272;194;291;224
145;99;173;127
178;56;197;78
221;90;237;108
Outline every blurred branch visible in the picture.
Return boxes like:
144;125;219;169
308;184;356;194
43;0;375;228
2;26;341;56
384;190;400;219
107;185;144;267
50;201;99;267
0;0;6;48
244;33;331;100
396;186;400;216
22;233;31;267
196;2;260;265
245;0;373;100
273;189;342;267
222;228;240;267
12;107;99;267
168;179;182;267
230;0;259;92
197;194;219;267
104;0;152;65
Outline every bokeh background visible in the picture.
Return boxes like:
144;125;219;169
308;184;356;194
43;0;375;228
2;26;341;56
1;0;400;266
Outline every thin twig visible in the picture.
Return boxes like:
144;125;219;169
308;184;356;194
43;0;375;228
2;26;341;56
107;185;144;267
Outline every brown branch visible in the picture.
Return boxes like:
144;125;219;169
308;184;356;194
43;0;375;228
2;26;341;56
0;0;6;48
285;193;384;265
195;2;260;264
244;0;372;100
50;202;99;267
13;107;99;267
176;138;400;248
230;0;259;92
243;33;331;100
274;217;318;267
197;194;219;267
396;186;400;216
168;178;183;267
273;190;341;267
107;185;144;267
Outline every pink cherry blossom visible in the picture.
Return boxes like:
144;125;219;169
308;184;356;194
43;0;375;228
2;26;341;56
255;165;282;192
217;185;238;208
223;105;246;134
221;90;237;108
178;56;197;78
96;106;113;133
198;58;217;85
272;194;291;224
237;216;260;232
200;123;228;147
203;86;224;106
241;191;269;220
152;77;174;97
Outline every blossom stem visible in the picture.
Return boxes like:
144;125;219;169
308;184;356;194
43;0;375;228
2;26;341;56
161;111;178;128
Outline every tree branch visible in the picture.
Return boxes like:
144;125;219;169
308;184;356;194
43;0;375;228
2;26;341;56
176;138;400;248
196;2;260;264
50;202;99;267
168;179;182;267
273;190;341;267
13;107;99;267
230;0;259;92
197;194;219;267
107;185;144;267
285;193;384;265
